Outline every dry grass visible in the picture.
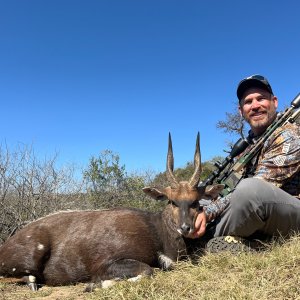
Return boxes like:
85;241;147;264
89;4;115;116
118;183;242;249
2;236;300;300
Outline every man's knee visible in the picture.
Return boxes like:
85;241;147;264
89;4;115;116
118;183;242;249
230;178;268;210
234;178;270;197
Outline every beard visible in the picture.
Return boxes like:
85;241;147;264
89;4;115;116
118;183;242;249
244;108;277;136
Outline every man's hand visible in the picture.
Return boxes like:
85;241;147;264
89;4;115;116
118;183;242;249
192;211;207;238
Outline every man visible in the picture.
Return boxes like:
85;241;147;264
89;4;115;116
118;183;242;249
193;74;300;251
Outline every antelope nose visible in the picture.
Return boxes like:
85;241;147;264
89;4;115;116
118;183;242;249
180;223;191;234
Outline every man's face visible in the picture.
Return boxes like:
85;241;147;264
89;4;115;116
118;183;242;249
239;87;278;136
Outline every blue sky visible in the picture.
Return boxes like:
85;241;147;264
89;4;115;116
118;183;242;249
1;1;299;174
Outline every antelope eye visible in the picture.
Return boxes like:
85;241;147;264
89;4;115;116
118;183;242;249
169;200;178;207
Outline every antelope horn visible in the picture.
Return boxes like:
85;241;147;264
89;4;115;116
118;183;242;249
166;133;179;188
189;132;202;188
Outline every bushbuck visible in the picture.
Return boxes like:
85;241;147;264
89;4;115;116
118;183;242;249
0;133;223;291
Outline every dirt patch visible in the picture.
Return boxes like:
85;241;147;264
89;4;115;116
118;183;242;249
0;282;90;300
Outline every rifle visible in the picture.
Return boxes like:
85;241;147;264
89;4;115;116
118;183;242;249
199;93;300;197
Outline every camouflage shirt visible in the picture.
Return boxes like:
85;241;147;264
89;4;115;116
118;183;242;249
203;121;300;222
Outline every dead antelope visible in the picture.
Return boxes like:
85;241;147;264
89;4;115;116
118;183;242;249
0;133;223;291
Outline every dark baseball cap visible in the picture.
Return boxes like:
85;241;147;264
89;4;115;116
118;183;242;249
237;74;273;101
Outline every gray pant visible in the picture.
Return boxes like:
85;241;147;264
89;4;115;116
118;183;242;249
213;178;300;238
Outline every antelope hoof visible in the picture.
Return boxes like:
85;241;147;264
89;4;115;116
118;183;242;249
23;275;38;291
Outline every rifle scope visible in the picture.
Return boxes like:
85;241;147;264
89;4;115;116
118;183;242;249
291;93;300;108
199;136;251;187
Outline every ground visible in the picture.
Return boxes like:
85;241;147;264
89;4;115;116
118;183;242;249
0;282;90;300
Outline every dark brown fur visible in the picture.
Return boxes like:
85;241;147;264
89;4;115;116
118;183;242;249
0;133;223;290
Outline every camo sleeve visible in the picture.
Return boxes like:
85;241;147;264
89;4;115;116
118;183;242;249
254;123;300;188
203;195;230;222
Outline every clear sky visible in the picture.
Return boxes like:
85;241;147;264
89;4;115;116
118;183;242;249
1;0;299;174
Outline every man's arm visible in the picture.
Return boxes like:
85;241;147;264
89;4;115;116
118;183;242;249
254;123;300;186
203;195;230;222
193;196;230;238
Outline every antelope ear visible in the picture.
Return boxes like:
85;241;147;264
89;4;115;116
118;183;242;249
204;184;225;199
142;187;168;201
